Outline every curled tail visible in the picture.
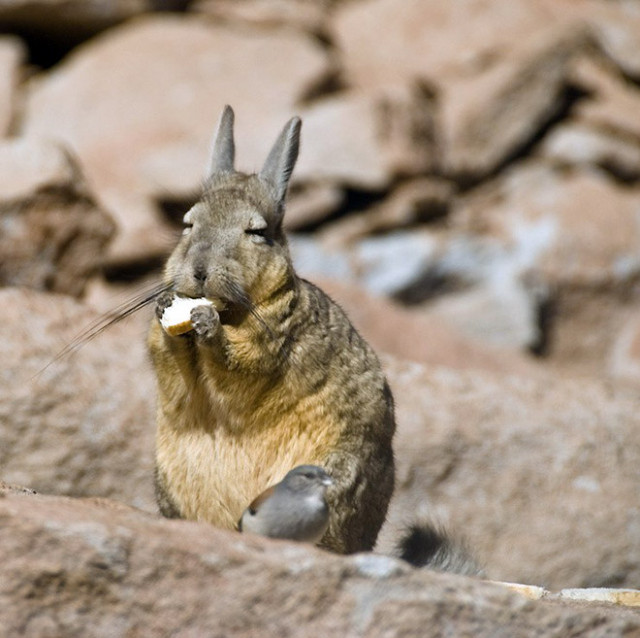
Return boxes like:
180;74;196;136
396;521;484;577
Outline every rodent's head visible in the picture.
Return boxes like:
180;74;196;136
164;106;301;311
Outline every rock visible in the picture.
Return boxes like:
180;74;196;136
294;224;546;353
332;0;561;89
541;56;640;182
582;0;640;80
319;177;453;243
353;230;441;297
452;161;640;364
333;0;591;181
440;26;588;181
292;229;443;299
295;86;437;190
571;55;640;145
22;15;334;264
192;0;330;35
0;36;24;137
379;356;640;589
2;489;640;636
317;277;541;378
0;0;189;41
0;138;115;296
0;287;157;511
284;181;344;230
541;122;640;182
426;275;544;352
455;161;640;289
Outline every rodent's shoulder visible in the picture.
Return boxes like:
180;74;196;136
296;277;381;364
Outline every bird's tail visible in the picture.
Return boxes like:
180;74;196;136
395;521;484;577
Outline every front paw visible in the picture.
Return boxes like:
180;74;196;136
191;304;220;341
155;290;176;320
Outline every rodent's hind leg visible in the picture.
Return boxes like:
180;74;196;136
154;465;183;519
190;304;220;341
155;290;176;320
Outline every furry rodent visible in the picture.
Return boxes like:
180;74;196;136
147;106;395;553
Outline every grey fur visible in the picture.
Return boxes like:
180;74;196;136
209;104;235;176
259;116;301;207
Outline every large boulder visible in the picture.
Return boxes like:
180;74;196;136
0;287;157;511
295;86;437;190
380;356;640;590
22;15;334;264
316;277;540;378
332;0;590;181
451;161;640;367
332;0;560;90
0;0;189;41
1;488;640;636
541;56;640;182
0;138;115;296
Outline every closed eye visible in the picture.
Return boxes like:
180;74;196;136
245;227;272;245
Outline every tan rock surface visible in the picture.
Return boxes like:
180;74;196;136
0;138;115;296
452;161;640;368
2;488;640;637
22;15;333;264
332;0;560;89
379;356;640;589
192;0;330;34
0;35;24;137
0;287;156;511
440;26;588;180
317;277;540;378
0;0;189;38
295;86;437;189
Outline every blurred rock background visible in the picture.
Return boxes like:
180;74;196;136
2;0;640;631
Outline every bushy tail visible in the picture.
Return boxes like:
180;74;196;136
396;521;484;577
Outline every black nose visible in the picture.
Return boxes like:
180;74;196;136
193;266;207;283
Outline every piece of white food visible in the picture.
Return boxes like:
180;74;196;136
160;296;221;337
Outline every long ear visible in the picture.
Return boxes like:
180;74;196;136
259;116;301;206
209;105;235;176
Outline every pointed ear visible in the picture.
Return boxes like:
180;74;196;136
209;105;235;177
259;116;301;206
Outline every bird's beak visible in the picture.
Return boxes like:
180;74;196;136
323;476;334;487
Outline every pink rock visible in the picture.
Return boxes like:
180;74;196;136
0;138;115;296
332;0;559;89
0;287;156;510
379;355;640;589
296;87;437;189
22;15;334;264
2;488;639;635
0;36;24;138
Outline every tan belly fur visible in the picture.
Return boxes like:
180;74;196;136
157;409;339;528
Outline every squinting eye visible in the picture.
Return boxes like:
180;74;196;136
245;227;270;244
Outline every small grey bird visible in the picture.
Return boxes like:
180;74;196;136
238;465;334;544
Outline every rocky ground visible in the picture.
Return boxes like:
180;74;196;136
2;0;640;635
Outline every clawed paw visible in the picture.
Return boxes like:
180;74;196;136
155;291;176;320
190;304;220;340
